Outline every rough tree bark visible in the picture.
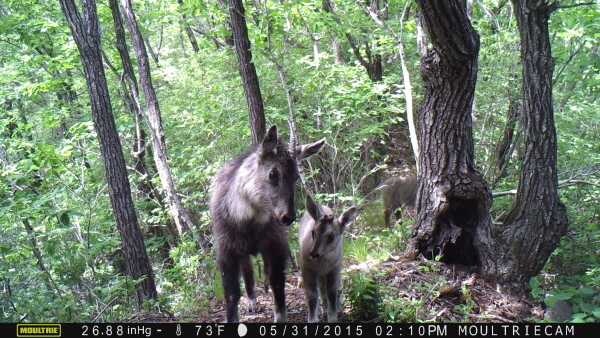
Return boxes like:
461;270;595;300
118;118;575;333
409;0;493;266
59;0;157;309
120;0;202;242
108;0;150;200
108;0;179;246
476;0;568;292
229;0;266;144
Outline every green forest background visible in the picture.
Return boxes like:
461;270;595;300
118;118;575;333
1;0;599;323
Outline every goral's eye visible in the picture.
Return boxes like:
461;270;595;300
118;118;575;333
326;234;334;244
268;169;278;182
311;230;315;239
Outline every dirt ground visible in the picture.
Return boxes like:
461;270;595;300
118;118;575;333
125;256;545;324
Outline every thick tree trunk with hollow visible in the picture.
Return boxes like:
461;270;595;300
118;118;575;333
412;0;569;296
409;0;493;266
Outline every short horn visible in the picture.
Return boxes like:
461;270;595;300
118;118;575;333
288;120;297;159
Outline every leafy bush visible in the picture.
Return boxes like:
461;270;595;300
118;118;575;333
344;270;380;321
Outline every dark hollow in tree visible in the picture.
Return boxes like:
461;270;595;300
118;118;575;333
411;0;569;296
59;0;157;309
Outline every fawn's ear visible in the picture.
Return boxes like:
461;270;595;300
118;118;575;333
305;194;321;221
295;139;326;162
338;206;357;233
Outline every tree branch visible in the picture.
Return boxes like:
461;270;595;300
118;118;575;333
553;40;585;84
324;1;369;70
475;0;501;31
91;297;119;323
557;2;597;9
549;0;597;13
355;0;419;166
493;176;600;198
558;179;600;189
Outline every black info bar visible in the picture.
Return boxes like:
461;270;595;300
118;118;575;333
5;323;592;338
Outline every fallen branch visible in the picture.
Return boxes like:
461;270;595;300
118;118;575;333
92;297;119;323
492;177;599;197
469;313;515;323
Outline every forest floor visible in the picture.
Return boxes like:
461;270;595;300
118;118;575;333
124;256;545;324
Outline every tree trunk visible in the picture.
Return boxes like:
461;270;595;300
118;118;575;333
108;0;149;196
59;0;157;309
177;0;200;53
108;0;179;246
120;0;202;241
23;219;58;295
330;32;345;65
409;0;493;267
322;1;345;64
492;100;521;187
229;0;266;144
476;0;568;292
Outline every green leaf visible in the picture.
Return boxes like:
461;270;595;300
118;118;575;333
571;313;587;323
554;292;574;301
0;244;11;255
580;287;595;296
58;211;70;226
580;302;595;313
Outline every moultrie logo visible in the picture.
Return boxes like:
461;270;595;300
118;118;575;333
16;324;61;337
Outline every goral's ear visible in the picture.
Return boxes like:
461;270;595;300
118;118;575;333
296;138;326;161
261;125;279;156
305;194;321;221
338;206;357;233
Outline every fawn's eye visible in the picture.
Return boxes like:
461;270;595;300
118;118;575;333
268;169;278;182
